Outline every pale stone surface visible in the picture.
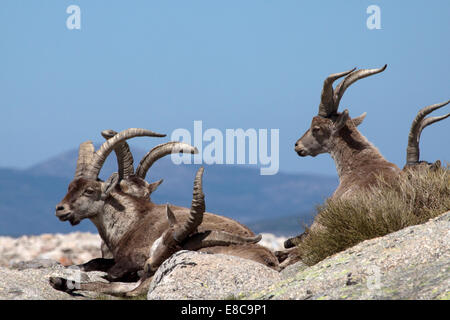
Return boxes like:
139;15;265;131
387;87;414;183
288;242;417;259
0;232;102;267
147;250;282;300
247;211;450;300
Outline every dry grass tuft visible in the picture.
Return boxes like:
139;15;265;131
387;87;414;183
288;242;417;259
297;164;450;266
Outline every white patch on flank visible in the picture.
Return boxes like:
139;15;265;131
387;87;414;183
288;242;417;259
150;236;163;257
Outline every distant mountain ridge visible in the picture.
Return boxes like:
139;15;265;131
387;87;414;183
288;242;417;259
0;143;338;236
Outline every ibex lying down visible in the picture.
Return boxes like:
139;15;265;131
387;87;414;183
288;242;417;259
283;65;449;254
404;100;449;169
50;129;278;296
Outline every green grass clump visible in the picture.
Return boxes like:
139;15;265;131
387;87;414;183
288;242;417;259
297;164;450;266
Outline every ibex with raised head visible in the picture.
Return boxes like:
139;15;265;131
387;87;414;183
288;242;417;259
294;65;401;199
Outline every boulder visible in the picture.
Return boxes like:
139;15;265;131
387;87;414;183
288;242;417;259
247;211;450;300
147;251;281;300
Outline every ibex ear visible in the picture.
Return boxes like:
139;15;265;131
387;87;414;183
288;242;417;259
334;109;350;132
148;179;164;195
101;173;119;199
166;204;177;227
352;112;366;127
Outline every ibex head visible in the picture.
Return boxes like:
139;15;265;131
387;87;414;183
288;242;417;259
295;65;386;157
55;128;166;225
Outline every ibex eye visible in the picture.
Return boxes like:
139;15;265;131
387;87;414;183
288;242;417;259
84;188;94;195
312;127;321;133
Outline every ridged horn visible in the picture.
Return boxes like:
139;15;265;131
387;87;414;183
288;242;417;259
406;100;450;165
318;65;387;118
166;204;178;227
85;128;166;180
333;65;387;112
101;129;135;180
74;141;95;179
135;142;198;180
173;167;205;242
182;231;262;251
318;68;356;117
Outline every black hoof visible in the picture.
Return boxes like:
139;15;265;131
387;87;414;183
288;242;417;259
49;277;78;293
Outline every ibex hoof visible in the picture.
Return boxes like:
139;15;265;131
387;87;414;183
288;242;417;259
49;276;75;293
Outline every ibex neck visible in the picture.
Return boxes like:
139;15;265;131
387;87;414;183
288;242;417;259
329;126;386;180
90;192;152;252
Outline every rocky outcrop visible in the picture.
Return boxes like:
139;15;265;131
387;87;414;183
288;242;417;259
246;211;450;300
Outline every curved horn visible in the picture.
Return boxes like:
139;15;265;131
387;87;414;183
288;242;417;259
135;142;198;180
101;130;135;180
74;141;94;179
333;65;387;111
182;231;262;251
318;67;356;117
406;100;450;164
173;167;205;242
85;128;166;180
166;203;178;227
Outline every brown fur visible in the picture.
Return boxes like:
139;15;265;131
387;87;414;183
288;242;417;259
112;203;256;274
296;115;400;200
328;121;400;198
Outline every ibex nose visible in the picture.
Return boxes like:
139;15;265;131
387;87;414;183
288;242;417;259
295;143;308;156
55;204;70;219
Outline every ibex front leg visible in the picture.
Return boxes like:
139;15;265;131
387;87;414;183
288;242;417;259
76;258;115;272
49;277;146;297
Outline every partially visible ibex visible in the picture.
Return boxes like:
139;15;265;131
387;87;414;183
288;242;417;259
404;100;450;170
50;129;279;296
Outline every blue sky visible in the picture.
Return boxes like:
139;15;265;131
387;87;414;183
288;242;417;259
1;0;449;176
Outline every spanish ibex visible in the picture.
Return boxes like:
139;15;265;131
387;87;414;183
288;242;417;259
294;65;401;200
50;128;278;296
284;66;449;252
